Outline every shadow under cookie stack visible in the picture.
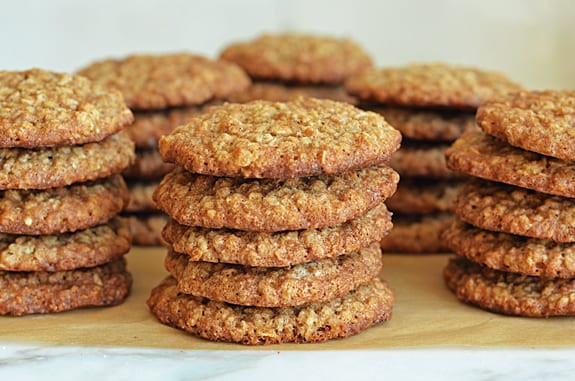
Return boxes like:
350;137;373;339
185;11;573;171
147;98;401;344
443;90;575;317
78;54;251;245
345;63;523;253
0;69;135;316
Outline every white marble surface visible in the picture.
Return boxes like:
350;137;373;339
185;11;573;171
1;344;574;381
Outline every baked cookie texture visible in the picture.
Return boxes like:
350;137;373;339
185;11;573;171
127;214;168;247
123;149;174;180
125;181;159;212
78;53;251;110
154;165;398;232
0;69;133;148
389;142;460;179
0;259;132;316
148;276;393;345
220;34;372;84
345;63;523;109
227;82;357;104
163;203;391;267
477;90;575;161
159;98;401;178
444;257;575;317
380;213;451;253
386;180;459;215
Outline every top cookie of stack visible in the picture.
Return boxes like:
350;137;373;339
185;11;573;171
221;33;370;103
443;90;575;317
78;54;251;245
0;69;135;315
147;98;401;345
346;63;523;253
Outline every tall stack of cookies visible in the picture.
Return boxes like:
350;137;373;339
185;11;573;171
443;90;575;317
78;54;251;245
345;63;523;253
221;33;369;104
147;98;401;344
0;69;135;315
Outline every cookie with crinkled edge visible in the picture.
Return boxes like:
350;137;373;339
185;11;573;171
0;258;132;316
163;203;391;267
446;130;575;198
444;257;575;317
373;107;477;142
453;180;575;243
442;217;575;278
220;34;372;84
389;142;461;179
0;69;133;148
387;180;459;215
123;149;174;180
166;243;382;307
0;130;135;190
0;218;131;272
0;175;128;235
147;276;393;345
125;181;159;212
345;63;523;109
159;98;401;179
154;165;398;232
227;82;357;104
478;90;575;161
380;213;450;253
78;53;251;110
127;213;167;246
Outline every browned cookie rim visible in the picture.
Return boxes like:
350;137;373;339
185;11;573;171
125;213;167;247
0;258;132;316
386;179;459;215
0;217;131;272
123;149;174;180
147;276;393;345
444;257;575;317
389;142;461;180
0;69;133;148
442;217;575;278
380;213;451;254
166;244;382;307
0;175;129;235
163;203;391;267
154;165;399;232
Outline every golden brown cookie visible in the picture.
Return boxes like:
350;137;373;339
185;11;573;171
127;213;167;246
220;34;372;84
159;98;401;178
0;218;131;272
0;175;128;235
0;130;135;190
446;130;575;198
78;54;250;110
0;69;133;148
386;180;459;215
453;180;575;243
380;213;450;253
154;165;398;232
389;142;460;179
478;90;575;161
163;203;391;267
166;244;381;307
123;149;174;180
147;276;393;345
346;63;522;109
227;82;357;104
444;257;575;317
0;258;132;316
125;181;158;212
128;106;212;149
374;107;476;142
442;217;575;278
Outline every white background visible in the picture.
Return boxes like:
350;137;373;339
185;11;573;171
1;0;574;89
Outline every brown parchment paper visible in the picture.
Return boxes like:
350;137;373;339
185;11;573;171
1;247;574;349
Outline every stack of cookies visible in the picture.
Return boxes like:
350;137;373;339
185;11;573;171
78;54;251;245
345;63;523;253
221;33;369;104
147;98;401;344
0;69;135;315
443;90;575;317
